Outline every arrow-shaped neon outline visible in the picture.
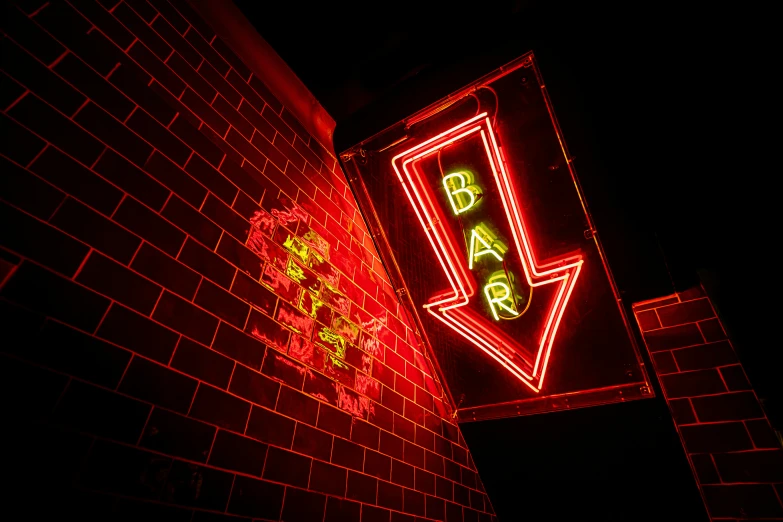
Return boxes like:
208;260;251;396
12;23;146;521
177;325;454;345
391;113;583;392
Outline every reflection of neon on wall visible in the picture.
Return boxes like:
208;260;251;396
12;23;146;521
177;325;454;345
318;327;346;359
277;305;314;337
302;229;330;258
391;113;583;392
286;258;307;283
249;210;276;236
304;294;324;318
443;171;479;214
283;234;309;263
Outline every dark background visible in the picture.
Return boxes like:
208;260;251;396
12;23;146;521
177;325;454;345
237;2;775;520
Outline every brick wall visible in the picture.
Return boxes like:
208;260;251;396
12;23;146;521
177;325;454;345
0;1;495;520
633;287;782;521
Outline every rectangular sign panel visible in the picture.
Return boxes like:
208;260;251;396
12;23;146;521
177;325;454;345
339;53;652;421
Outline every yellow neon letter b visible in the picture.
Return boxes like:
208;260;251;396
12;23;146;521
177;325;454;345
443;172;478;215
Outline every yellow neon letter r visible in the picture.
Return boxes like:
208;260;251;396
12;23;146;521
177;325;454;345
484;281;519;321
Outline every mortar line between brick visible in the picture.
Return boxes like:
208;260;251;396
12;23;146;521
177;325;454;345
186;381;201;415
122;104;139;125
224;474;238;514
134;397;155;446
204;424;219;463
147;282;167;321
26;1;49;17
52;376;74;412
165;110;178;129
47;49;69;69
71;247;94;280
104;61;122;81
89;293;115;334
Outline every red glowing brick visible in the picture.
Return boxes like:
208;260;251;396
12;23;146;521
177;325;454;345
228;365;280;408
375;323;397;351
274;226;310;264
261;349;306;389
309;251;340;289
404;400;424;425
317;404;352;438
349;302;375;331
230;271;277;316
299;194;329;226
406;364;425;388
289;334;326;371
345;344;372;374
331;245;360;280
697;317;727;342
247;230;289;271
310;460;348;497
416;389;435;412
395;341;415;365
338;386;370;419
260;265;300;303
382;387;404;416
298;221;331;257
314;324;346;355
324;356;356;388
413;351;431;376
353;267;381;300
286;257;320;294
333;315;360;344
249;208;277;236
338;272;364;305
355;373;381;401
328;215;352;246
373;358;395;388
245;309;291;351
276;385;319;425
321;286;351;316
303;369;340;405
276;300;315;338
385;349;406;375
636;309;661;331
266;195;308;227
656;298;715;327
361;332;384;359
395;376;415;401
394;414;415;443
300;291;333;325
415;426;435;452
308;218;337;247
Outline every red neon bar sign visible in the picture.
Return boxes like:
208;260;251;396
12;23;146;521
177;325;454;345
391;113;583;392
339;53;652;419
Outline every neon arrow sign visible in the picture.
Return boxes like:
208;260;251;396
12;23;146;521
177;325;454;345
391;112;583;393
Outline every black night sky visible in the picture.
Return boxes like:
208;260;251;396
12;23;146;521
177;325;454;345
238;2;775;519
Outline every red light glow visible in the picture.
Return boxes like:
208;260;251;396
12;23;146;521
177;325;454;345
391;114;583;392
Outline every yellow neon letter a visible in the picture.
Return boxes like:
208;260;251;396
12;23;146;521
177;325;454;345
443;172;476;214
484;281;519;321
469;225;505;269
